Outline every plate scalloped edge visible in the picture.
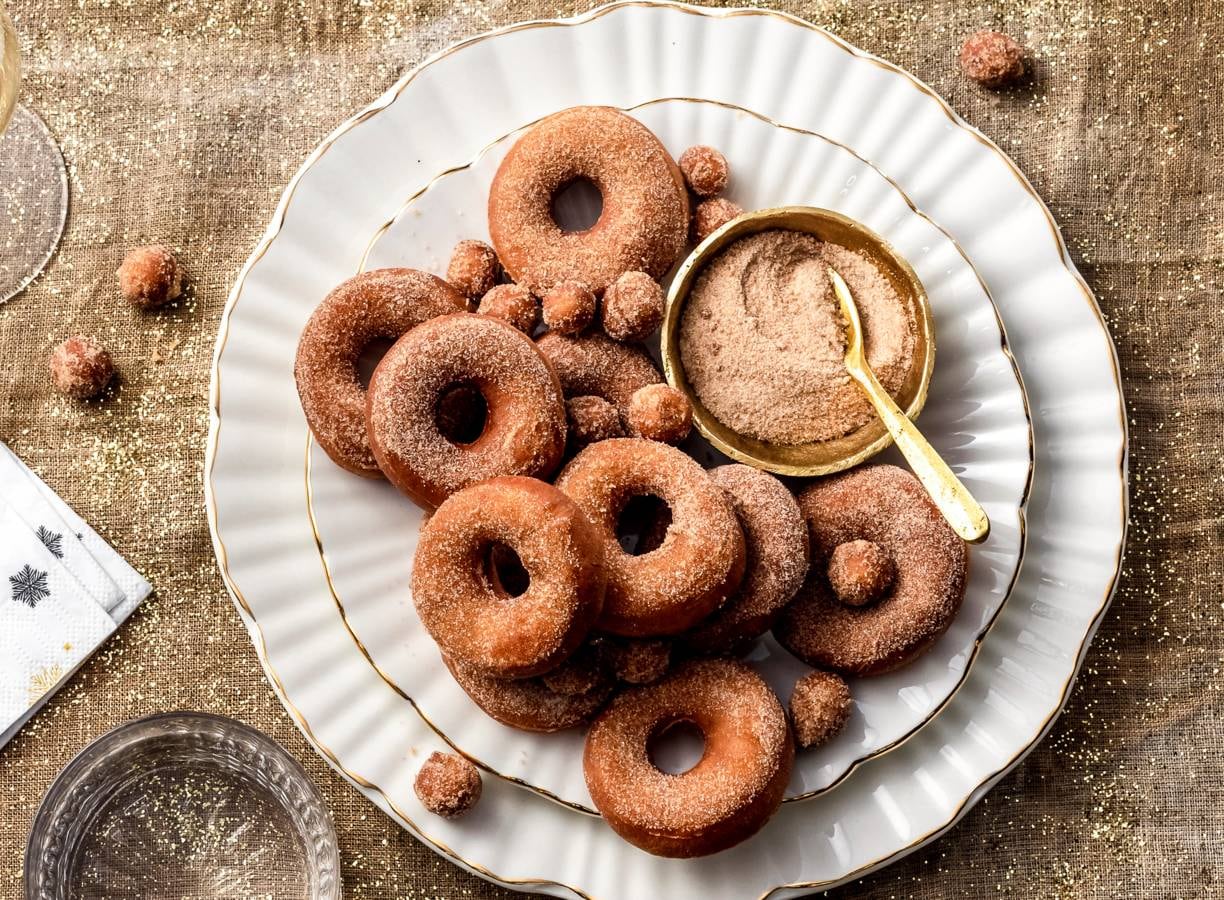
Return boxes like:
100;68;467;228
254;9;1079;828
204;3;1128;896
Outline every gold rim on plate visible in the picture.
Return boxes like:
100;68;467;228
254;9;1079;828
205;4;1128;896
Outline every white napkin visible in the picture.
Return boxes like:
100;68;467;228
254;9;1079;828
0;443;152;748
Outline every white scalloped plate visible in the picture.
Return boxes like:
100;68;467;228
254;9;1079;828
206;4;1126;897
303;96;1031;813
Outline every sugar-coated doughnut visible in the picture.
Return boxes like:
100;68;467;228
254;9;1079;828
626;384;692;445
445;654;615;733
477;283;539;334
295;268;467;478
600;271;664;342
542;280;596;334
678;145;729;198
412;477;605;678
414;751;482;818
788;670;852;749
773;465;968;676
446;239;500;302
556;438;745;636
366;313;566;507
684;464;810;654
584;659;793;857
488;106;689;295
536;331;663;427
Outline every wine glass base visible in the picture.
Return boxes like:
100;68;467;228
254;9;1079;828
0;105;68;304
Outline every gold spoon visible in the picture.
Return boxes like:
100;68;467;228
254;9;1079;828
829;268;990;543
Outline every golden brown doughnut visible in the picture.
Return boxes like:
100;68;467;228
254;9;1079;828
773;465;968;676
683;464;810;655
366;313;566;507
536;331;663;427
584;659;793;857
295;268;467;478
411;477;605;678
445;654;615;733
556;438;745;636
488;106;689;295
788;670;852;749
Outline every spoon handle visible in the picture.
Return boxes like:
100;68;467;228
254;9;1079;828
847;364;991;543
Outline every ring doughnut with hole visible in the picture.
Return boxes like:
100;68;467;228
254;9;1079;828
294;268;467;477
412;476;606;679
488;106;690;295
773;464;968;675
366;313;567;508
584;658;794;857
556;438;745;636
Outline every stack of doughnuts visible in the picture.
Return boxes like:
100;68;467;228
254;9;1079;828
293;105;969;858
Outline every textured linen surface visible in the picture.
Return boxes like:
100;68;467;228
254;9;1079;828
0;1;1219;897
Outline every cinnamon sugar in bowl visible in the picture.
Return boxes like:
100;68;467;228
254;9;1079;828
661;207;934;476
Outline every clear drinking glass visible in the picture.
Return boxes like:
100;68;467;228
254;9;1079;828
0;1;68;303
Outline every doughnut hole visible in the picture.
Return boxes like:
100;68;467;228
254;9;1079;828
602;636;672;685
601;271;664;342
615;493;673;556
550;176;603;232
827;539;895;607
692;197;744;243
447;239;500;301
627;384;692;445
542;280;596;334
477;283;540;334
434;382;489;445
484;541;530;598
789;670;852;750
678;145;729;198
959;30;1026;88
647;718;707;775
414;751;482;818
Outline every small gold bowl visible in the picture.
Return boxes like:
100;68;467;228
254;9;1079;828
661;206;935;477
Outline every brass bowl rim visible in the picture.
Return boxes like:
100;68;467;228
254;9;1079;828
661;205;936;477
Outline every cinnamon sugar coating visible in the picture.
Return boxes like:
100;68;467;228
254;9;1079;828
536;331;663;425
788;670;852;749
542;280;596;335
583;659;793;857
556;438;745;636
477;283;539;334
488;106;689;295
49;335;115;399
541;642;609;696
959;30;1026;87
678;145;729;198
773;465;968;676
626;384;692;445
117;244;182;310
566;395;624;450
600;636;672;685
600;271;664;343
414;751;482;818
692;197;743;243
412;477;605;678
683;465;810;655
366;313;566;507
294;268;467;478
447;239;501;301
446;654;615;732
828;538;895;607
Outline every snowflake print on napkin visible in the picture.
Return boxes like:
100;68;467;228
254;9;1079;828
35;526;64;559
9;565;50;608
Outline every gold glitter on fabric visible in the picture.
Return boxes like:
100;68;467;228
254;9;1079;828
0;1;1219;897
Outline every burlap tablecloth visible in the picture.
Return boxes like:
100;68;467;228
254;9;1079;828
0;1;1218;896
